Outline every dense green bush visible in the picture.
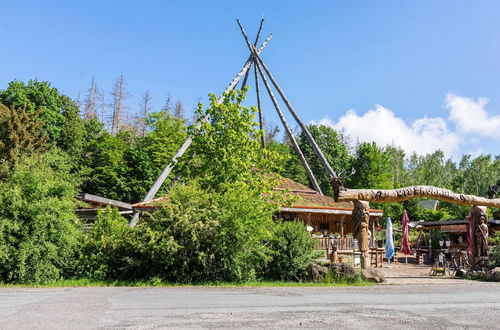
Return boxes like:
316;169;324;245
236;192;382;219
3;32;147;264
77;207;138;280
266;221;320;281
135;184;220;282
0;151;81;283
489;231;500;267
77;183;283;283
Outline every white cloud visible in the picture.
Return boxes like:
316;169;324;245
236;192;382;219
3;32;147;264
447;92;500;137
314;105;460;156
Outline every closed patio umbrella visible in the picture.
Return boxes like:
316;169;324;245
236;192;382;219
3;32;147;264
401;210;412;254
386;217;395;261
401;210;412;263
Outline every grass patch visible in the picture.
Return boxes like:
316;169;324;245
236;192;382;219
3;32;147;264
0;278;372;288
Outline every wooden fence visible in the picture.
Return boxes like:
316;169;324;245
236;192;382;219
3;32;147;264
315;237;354;251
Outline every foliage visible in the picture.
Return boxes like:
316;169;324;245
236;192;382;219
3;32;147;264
348;142;392;189
489;232;500;267
215;185;278;281
267;140;309;187
78;112;186;203
385;145;411;188
266;221;320;281
77;207;137;280
0;151;81;283
409;151;456;189
78;183;281;283
0;103;47;162
416;208;452;222
0;80;84;158
186;90;283;193
135;183;221;283
298;124;351;197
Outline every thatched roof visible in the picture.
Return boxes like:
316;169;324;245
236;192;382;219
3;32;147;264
275;177;353;209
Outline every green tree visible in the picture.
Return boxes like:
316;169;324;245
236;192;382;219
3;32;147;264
78;111;186;203
385;145;410;188
185;90;283;192
0;80;84;158
408;150;456;189
0;103;47;162
298;125;351;196
0;151;81;283
348;142;391;189
266;140;309;186
461;154;499;197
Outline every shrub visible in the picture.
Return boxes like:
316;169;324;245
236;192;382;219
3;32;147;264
136;183;277;283
489;231;500;267
135;184;220;283
266;221;320;281
78;207;137;280
0;151;81;283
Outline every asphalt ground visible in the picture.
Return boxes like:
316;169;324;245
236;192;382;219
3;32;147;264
1;281;499;329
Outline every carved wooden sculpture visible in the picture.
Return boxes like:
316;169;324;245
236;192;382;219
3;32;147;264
353;200;370;269
471;205;489;258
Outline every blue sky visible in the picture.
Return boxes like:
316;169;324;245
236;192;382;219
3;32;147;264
1;1;499;159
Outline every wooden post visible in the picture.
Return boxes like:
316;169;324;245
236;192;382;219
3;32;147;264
254;55;323;194
353;200;370;269
254;60;265;149
340;215;345;237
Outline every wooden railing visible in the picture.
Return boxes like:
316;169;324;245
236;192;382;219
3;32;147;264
314;237;354;251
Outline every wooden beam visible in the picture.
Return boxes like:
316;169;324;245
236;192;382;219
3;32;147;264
77;193;132;210
337;186;500;208
254;60;265;149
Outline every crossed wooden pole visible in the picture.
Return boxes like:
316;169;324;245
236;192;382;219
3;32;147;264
129;19;339;226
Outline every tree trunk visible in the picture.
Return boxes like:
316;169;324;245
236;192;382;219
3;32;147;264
337;186;500;208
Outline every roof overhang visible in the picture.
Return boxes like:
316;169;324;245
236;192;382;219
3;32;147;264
280;206;383;217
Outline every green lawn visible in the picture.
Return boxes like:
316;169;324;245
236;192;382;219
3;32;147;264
0;278;372;288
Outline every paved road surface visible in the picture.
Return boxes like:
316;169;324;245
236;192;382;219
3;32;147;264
1;281;499;329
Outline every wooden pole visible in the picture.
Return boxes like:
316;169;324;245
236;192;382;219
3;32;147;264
254;57;323;194
241;19;264;89
337;186;500;208
254;60;265;149
236;19;339;181
129;35;273;227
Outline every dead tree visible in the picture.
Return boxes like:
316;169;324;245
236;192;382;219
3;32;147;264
110;75;129;135
98;89;107;124
174;100;184;119
84;77;99;120
162;93;173;113
138;90;153;137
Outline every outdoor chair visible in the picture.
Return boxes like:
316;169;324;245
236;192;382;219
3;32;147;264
429;253;447;276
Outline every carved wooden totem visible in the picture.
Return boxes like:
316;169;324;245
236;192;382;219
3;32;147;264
353;200;370;268
471;205;489;258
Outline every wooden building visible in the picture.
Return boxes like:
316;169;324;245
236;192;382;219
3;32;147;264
274;178;384;253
